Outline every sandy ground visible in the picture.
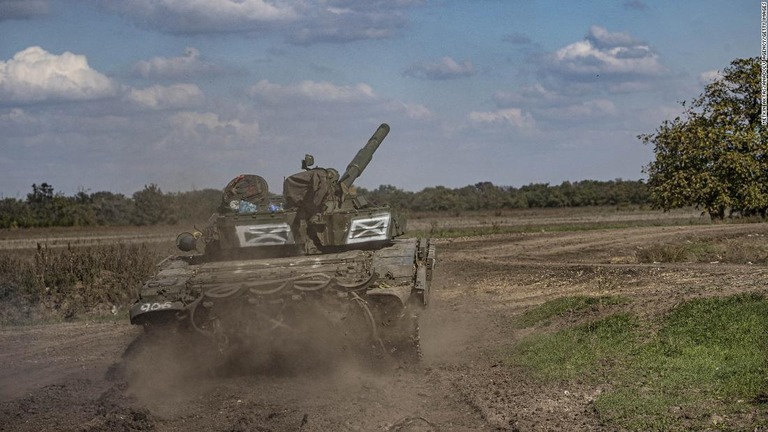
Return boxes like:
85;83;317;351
2;221;768;431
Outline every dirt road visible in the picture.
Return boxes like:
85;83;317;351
2;223;767;431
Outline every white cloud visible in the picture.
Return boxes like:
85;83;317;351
0;107;30;123
606;81;655;93
169;111;260;143
404;56;476;80
126;83;204;110
249;79;376;103
106;0;297;28
548;26;666;78
535;99;617;120
383;101;433;120
400;103;433;120
0;107;42;136
636;104;686;127
494;84;565;108
698;69;722;85
0;46;116;104
585;25;636;49
132;47;224;79
468;108;535;129
173;111;245;130
98;0;413;44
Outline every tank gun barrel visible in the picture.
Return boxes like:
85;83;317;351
339;123;389;188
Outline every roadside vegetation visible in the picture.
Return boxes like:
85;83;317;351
0;243;163;325
636;233;768;264
505;293;768;431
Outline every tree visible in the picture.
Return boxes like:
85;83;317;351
641;58;768;219
170;189;221;224
26;182;58;226
91;191;134;225
0;198;31;228
363;184;415;210
132;184;171;225
27;183;55;204
412;186;461;212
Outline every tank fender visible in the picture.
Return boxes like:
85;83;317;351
366;284;412;306
415;239;435;306
366;237;434;307
129;300;186;324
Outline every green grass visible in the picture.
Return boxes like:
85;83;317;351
504;293;768;431
512;295;629;328
513;313;638;381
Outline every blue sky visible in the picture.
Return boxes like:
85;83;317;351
0;0;759;198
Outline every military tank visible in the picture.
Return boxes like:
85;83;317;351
129;124;435;362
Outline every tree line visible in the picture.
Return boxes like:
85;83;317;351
0;179;649;229
358;179;648;212
0;183;221;228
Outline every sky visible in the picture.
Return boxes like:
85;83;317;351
0;0;760;198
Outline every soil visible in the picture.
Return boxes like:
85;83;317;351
2;222;768;431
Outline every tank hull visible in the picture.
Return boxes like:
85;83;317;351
130;238;435;360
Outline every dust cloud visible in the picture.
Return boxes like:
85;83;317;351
114;305;454;430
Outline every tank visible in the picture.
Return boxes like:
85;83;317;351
129;124;435;363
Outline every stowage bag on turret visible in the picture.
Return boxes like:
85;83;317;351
283;169;333;215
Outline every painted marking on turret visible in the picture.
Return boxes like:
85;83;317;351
347;214;391;244
236;223;295;247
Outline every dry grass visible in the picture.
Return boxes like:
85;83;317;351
636;234;768;264
0;243;165;324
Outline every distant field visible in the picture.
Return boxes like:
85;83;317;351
0;225;179;252
0;207;706;252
